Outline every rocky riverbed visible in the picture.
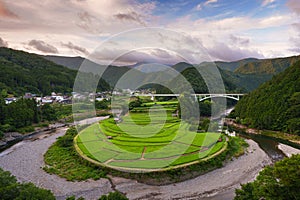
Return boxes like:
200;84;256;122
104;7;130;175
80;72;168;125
0;127;272;200
278;143;300;158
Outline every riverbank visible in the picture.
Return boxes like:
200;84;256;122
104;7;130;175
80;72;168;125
225;118;300;148
0;123;68;152
0;130;271;200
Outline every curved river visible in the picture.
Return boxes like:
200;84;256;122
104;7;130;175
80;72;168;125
0;114;294;200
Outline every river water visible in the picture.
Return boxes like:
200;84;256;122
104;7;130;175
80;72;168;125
237;131;286;162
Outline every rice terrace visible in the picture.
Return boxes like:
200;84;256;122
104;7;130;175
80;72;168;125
75;100;227;172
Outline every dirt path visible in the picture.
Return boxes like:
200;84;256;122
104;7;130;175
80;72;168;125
141;146;147;160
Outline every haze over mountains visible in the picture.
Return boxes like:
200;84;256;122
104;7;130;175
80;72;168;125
45;53;300;92
0;47;299;96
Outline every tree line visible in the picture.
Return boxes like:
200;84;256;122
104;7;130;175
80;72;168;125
0;96;64;135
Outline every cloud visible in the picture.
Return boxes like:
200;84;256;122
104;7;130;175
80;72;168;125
229;35;250;46
207;42;264;61
286;0;300;54
289;32;300;53
61;42;89;55
262;0;275;7
0;37;8;47
204;0;218;6
76;11;102;34
0;1;17;18
0;0;297;62
28;40;58;54
114;12;145;25
287;0;300;15
92;48;185;66
195;4;202;11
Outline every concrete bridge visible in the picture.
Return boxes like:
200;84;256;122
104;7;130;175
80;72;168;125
131;93;245;101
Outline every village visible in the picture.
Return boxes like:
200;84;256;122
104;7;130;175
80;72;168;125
3;89;155;105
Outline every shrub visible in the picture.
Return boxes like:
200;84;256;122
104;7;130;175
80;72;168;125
98;192;129;200
0;168;55;200
17;126;35;134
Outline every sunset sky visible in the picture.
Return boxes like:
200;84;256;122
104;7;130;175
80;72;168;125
0;0;299;65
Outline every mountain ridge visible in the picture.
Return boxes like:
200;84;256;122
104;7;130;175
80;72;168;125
0;47;110;95
231;60;300;134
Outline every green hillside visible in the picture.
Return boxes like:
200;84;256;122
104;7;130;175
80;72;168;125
215;58;259;71
231;60;300;134
169;66;243;93
44;55;85;70
234;55;300;75
0;47;110;96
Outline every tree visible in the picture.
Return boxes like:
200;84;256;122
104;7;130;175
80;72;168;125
41;104;57;121
178;92;198;122
16;183;55;200
5;99;34;128
98;191;128;200
0;168;55;200
199;100;211;117
95;99;109;110
128;97;142;110
235;154;300;200
0;96;5;124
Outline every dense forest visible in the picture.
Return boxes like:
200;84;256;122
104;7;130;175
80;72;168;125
231;60;300;135
0;47;110;96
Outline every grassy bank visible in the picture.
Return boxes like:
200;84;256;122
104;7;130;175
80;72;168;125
43;127;107;181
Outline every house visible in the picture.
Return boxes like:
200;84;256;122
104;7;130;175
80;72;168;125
5;97;17;104
225;129;236;137
114;117;122;123
24;93;36;99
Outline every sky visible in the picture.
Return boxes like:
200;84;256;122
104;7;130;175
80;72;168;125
0;0;300;65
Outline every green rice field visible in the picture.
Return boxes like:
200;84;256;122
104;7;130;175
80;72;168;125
75;102;226;172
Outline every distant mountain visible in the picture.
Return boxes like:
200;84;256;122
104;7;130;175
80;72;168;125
232;60;300;134
43;53;300;93
167;65;245;94
234;55;300;75
215;58;259;71
44;55;85;70
171;62;194;72
0;47;110;95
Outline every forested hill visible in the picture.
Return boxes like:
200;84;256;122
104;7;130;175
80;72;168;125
231;60;300;135
0;47;110;95
234;55;300;75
